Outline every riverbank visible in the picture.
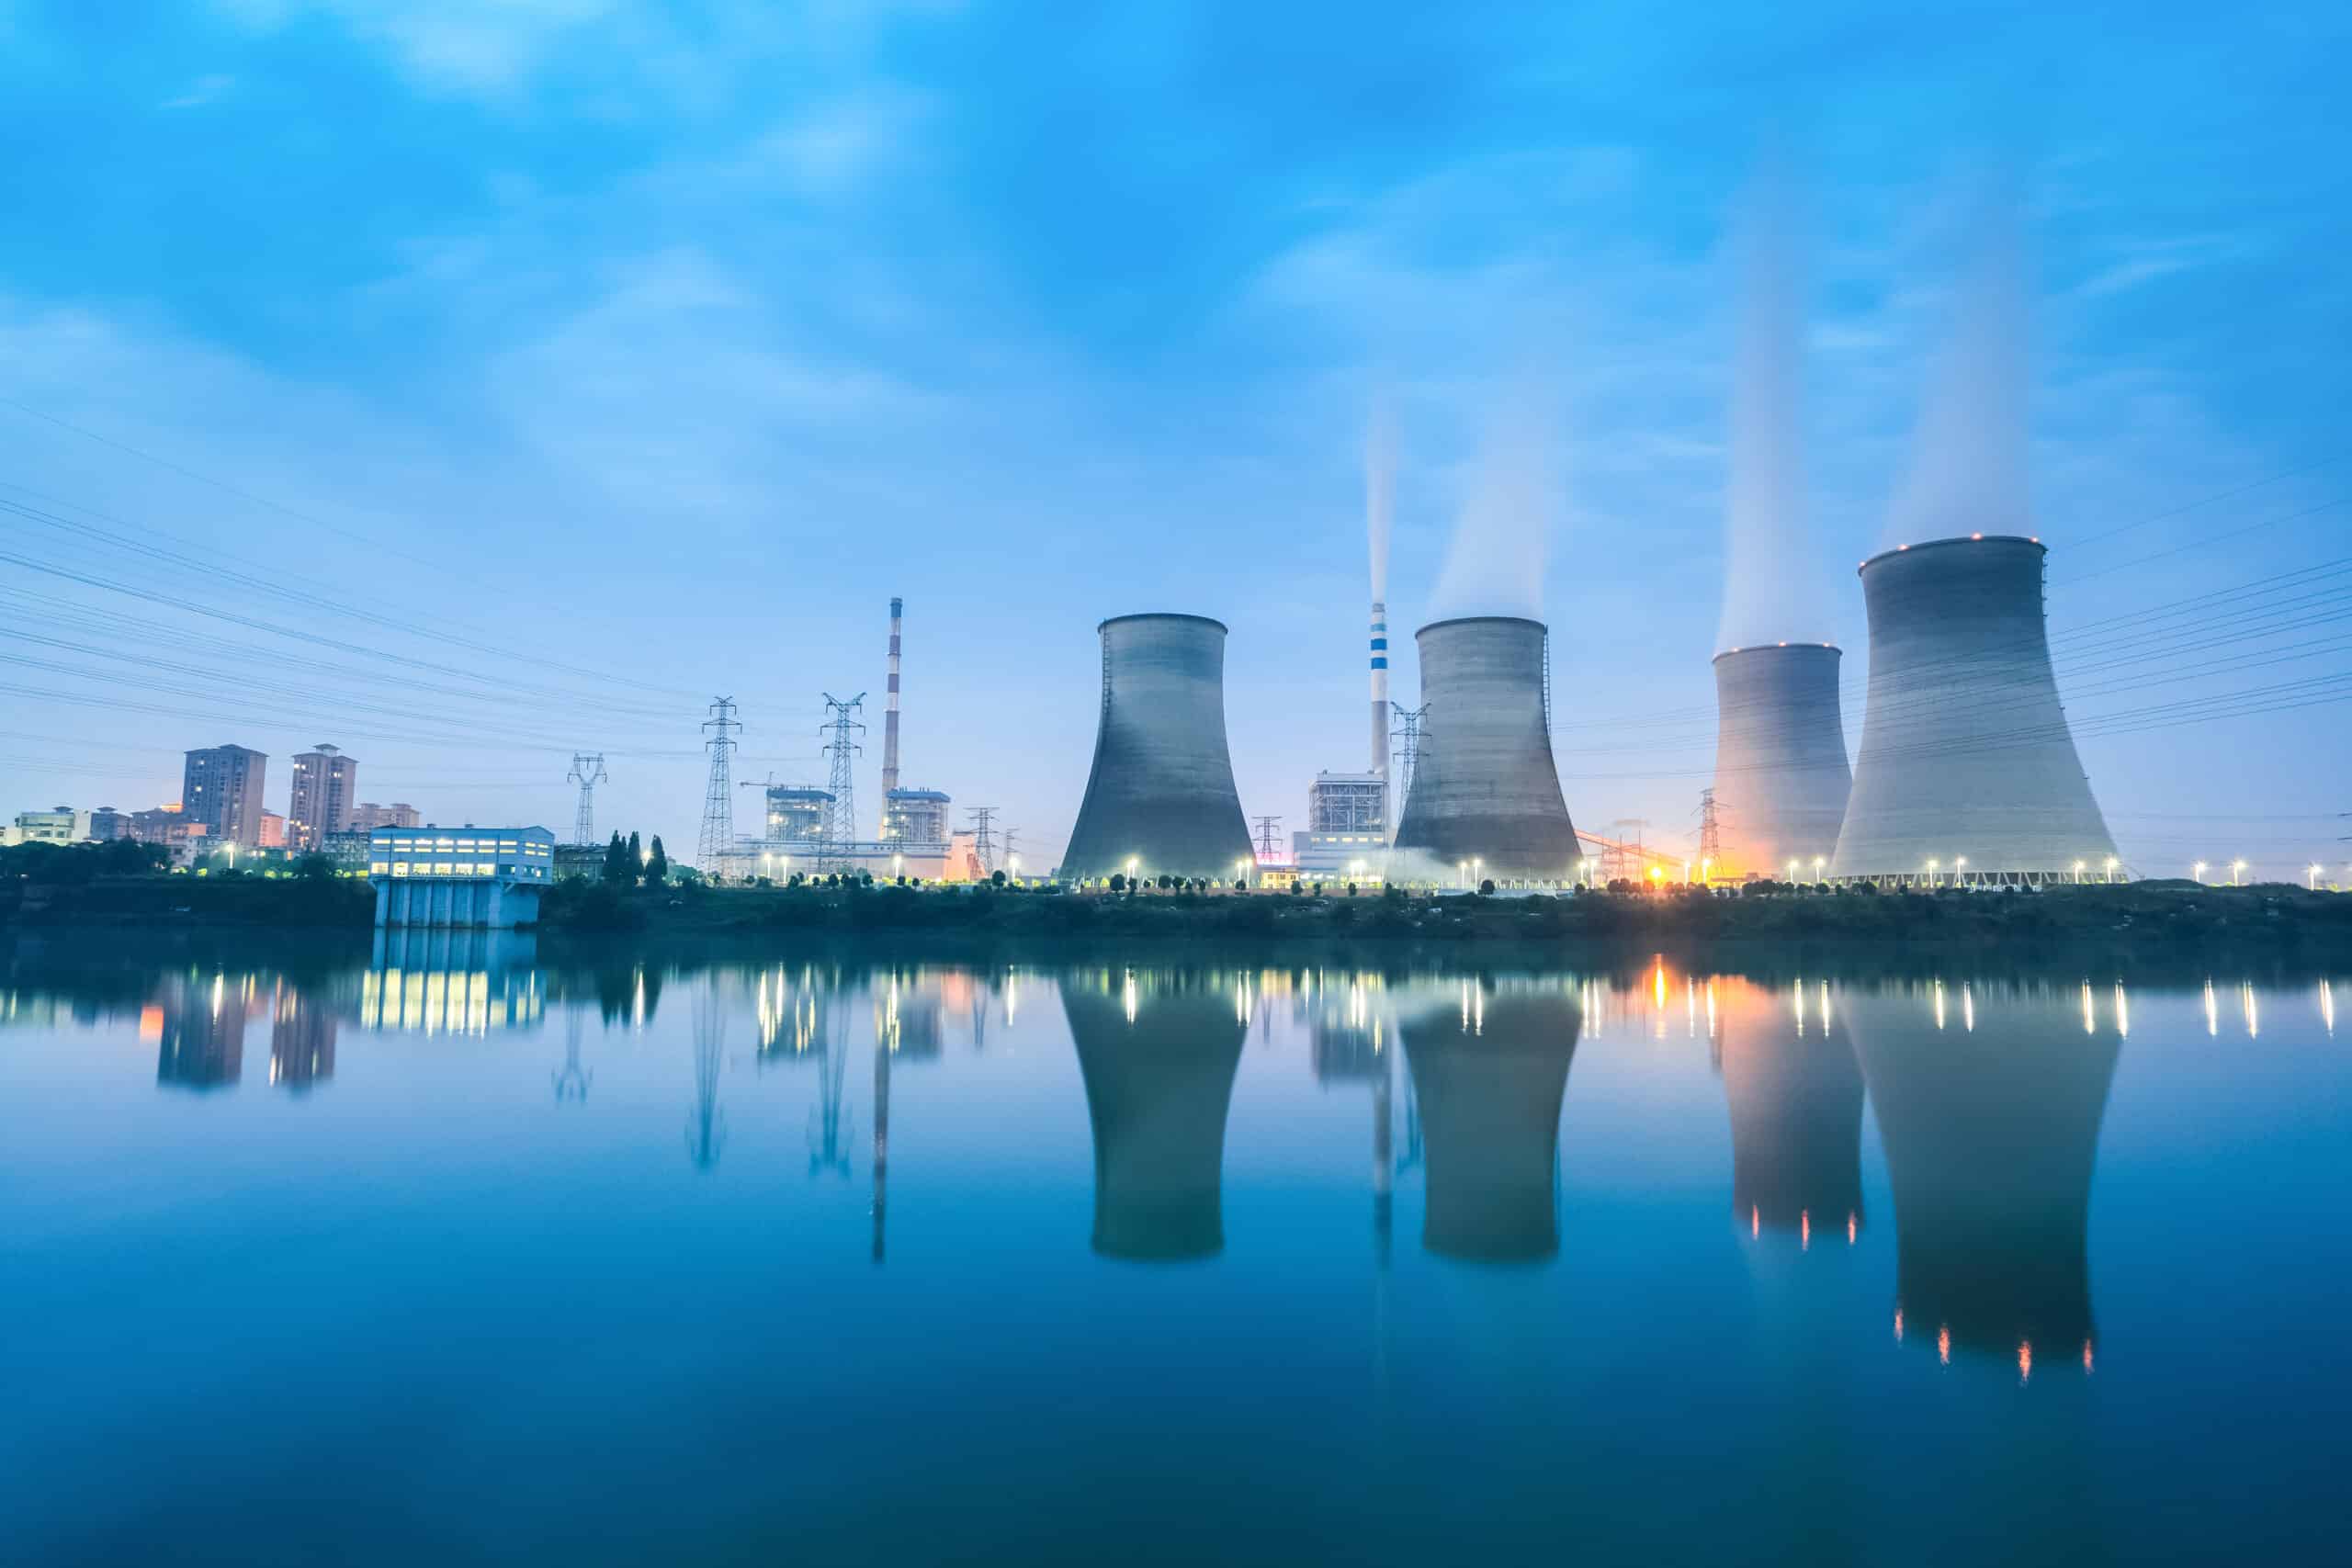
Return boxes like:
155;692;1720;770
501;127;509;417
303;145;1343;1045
6;873;2348;971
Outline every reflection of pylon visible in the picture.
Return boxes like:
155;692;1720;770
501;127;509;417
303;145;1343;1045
687;981;726;1169
553;1008;592;1100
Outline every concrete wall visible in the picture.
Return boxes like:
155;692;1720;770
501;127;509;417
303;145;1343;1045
1712;645;1852;878
1832;536;2117;881
1392;616;1580;882
1061;615;1254;882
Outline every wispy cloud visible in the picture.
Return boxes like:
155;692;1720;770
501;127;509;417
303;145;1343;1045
159;73;234;110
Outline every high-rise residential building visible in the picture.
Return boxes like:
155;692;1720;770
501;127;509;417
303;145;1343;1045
349;802;420;831
182;745;268;845
287;744;359;850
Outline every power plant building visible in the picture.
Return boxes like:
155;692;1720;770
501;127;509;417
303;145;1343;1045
1710;645;1852;881
1831;536;2118;886
367;826;556;930
1061;614;1254;883
1391;616;1580;884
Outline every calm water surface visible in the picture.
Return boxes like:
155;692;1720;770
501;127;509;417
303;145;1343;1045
3;934;2346;1565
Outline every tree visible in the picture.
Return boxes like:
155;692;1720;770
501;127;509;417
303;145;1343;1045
990;869;1006;886
1478;878;1496;896
605;830;630;884
1109;873;1127;892
645;835;669;886
625;831;642;885
294;852;335;882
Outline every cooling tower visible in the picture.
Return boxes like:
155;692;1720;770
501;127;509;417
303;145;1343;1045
1398;984;1579;1262
1716;977;1865;1242
1061;615;1254;883
1064;971;1248;1261
1391;616;1579;883
1711;646;1852;879
1845;981;2119;1365
1831;536;2117;884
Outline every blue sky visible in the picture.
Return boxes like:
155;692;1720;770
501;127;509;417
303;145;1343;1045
1;1;2346;875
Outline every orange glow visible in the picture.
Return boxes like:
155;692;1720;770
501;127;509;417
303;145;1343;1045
1750;1205;1760;1238
1937;1325;1951;1365
1893;1309;1905;1342
2082;1339;2095;1374
1653;959;1667;1010
1800;1209;1811;1250
1847;1212;1857;1246
2018;1339;2033;1384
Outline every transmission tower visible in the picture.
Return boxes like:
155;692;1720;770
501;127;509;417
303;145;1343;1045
566;752;606;848
1390;704;1429;826
966;806;999;873
687;980;726;1170
697;698;740;876
998;826;1020;877
1696;788;1722;870
820;694;866;871
552;1007;591;1101
1252;815;1283;862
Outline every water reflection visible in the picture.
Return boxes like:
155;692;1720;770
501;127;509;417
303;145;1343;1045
154;971;249;1090
1396;980;1579;1263
1063;968;1247;1261
1715;977;1865;1247
1847;981;2121;1375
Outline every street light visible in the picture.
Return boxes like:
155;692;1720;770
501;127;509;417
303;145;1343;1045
1926;857;1939;887
2104;855;2118;884
2073;859;2086;885
2308;863;2323;890
1954;855;1967;887
1812;855;1826;886
2193;861;2207;884
2231;858;2246;887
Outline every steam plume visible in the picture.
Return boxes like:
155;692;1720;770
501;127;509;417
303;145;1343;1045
1366;390;1396;604
1885;176;2031;545
1429;372;1559;623
1717;158;1828;650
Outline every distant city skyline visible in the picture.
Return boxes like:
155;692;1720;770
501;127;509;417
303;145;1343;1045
1;3;2346;876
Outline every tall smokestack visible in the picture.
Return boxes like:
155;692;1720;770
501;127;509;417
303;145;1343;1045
878;596;902;836
1370;601;1389;782
1367;397;1396;833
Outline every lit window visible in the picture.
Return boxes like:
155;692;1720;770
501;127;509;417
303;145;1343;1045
370;862;389;874
434;863;453;875
390;863;409;877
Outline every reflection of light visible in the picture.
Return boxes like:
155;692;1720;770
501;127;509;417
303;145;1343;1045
1792;979;1805;1036
1962;983;1974;1033
2018;1339;2033;1385
1751;1205;1759;1238
2323;980;2335;1037
1819;981;1831;1031
2242;983;2258;1039
2115;983;2130;1039
1685;976;1695;1038
1932;979;1946;1032
1653;959;1667;1010
1893;1308;1905;1343
1122;970;1137;1025
1938;1325;1951;1365
2081;981;2096;1035
2083;1339;2095;1374
1847;1211;1857;1246
1800;1209;1811;1251
2204;980;2218;1037
1705;979;1718;1041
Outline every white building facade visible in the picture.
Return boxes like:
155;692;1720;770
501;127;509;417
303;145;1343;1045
368;826;557;930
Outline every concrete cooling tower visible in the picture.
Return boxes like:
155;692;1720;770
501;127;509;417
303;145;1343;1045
1831;536;2117;885
1716;977;1865;1243
1391;617;1580;883
1711;646;1852;879
1844;981;2120;1368
1398;984;1580;1262
1063;970;1248;1261
1060;615;1254;883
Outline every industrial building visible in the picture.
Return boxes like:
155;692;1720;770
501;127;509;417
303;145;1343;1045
1063;969;1248;1260
1391;616;1581;885
1710;644;1853;881
1061;614;1254;883
1831;536;2119;886
1289;769;1391;883
367;826;557;930
286;743;358;851
181;744;268;846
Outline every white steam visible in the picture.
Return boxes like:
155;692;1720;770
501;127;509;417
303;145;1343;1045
1429;373;1560;623
1885;178;2031;545
1716;159;1828;650
1366;390;1396;604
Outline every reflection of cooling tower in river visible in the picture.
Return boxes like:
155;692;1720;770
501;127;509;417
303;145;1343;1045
1718;978;1864;1242
1063;971;1248;1260
1398;986;1580;1261
1392;617;1580;881
1711;646;1852;877
1060;615;1254;882
1845;984;2120;1365
1832;536;2118;883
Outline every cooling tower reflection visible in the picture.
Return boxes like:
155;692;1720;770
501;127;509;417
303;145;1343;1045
1846;980;2121;1371
1716;976;1865;1246
1063;968;1249;1261
1396;980;1580;1262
